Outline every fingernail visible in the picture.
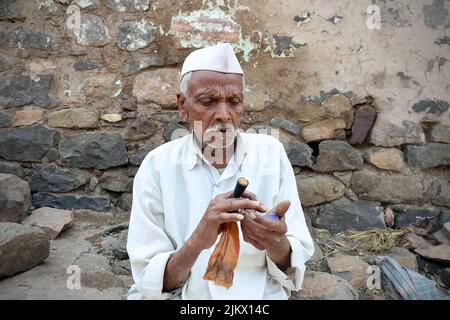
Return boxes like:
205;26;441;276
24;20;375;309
261;205;268;212
249;212;256;220
237;214;244;220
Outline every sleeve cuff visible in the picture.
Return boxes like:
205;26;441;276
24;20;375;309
266;236;309;292
137;250;183;300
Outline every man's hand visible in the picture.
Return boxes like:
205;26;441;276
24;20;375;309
188;191;267;251
241;200;292;270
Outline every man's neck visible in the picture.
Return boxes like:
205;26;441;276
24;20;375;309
198;137;237;169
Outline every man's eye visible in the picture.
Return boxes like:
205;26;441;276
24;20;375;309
200;99;214;106
229;99;241;106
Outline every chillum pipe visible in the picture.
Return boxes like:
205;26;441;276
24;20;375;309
232;177;249;199
232;177;279;221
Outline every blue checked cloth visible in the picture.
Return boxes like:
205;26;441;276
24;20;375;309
376;256;450;300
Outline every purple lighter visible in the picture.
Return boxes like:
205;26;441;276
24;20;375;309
265;213;279;221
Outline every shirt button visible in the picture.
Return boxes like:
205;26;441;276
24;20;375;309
216;183;221;187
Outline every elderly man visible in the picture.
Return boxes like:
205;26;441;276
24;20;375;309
127;43;314;300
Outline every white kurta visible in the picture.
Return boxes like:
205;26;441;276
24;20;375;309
126;131;314;300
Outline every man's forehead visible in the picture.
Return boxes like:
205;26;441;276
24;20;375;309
188;71;244;93
190;70;243;82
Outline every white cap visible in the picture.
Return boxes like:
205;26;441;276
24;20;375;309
180;43;244;79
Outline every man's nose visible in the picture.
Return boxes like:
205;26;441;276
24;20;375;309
214;101;231;123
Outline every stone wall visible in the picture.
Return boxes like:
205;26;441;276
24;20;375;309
0;0;449;231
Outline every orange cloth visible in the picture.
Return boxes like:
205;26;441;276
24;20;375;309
203;222;240;288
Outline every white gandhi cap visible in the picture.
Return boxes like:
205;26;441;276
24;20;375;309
180;43;244;79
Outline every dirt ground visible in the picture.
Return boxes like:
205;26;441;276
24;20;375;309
0;210;132;300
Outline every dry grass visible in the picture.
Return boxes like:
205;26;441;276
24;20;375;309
343;229;405;253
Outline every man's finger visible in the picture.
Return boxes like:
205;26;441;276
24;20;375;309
223;189;258;201
218;198;267;213
216;212;244;223
269;200;290;219
252;212;288;234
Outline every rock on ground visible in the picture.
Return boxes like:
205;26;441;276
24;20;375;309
290;271;359;300
0;222;50;278
21;207;73;239
0;173;31;223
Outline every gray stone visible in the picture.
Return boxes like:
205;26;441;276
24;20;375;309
105;0;150;12
113;229;128;260
296;175;345;207
301;119;347;142
117;20;156;52
435;36;450;46
122;111;136;119
0;75;30;108
45;148;59;162
121;55;179;76
29;164;90;193
152;112;180;123
351;170;423;203
395;209;441;228
30;74;56;108
433;228;450;246
75;0;101;9
431;124;450;143
21;207;73;239
0;111;12;127
316;201;385;234
406;143;450;169
286;139;313;167
312;140;363;172
117;193;132;211
73;60;102;71
412;99;449;115
48;108;98;129
387;247;418;272
133;69;178;108
441;268;450;288
10;26;53;51
112;259;131;275
99;172;133;193
59;132;128;169
0;124;59;161
0;174;31;223
0;74;56;108
366;148;405;172
75;14;110;47
290;271;358;300
124;118;156;141
327;256;370;288
82;74;122;98
415;244;450;264
32;192;110;211
423;179;450;208
423;0;448;29
0;161;24;178
270;117;301;135
0;222;50;278
0;0;24;20
129;144;157;166
163;123;188;142
370;120;425;147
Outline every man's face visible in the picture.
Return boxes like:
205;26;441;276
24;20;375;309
177;70;244;148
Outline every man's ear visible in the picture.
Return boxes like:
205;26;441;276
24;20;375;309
177;93;188;122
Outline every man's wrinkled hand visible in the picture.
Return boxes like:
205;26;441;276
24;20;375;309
188;190;267;251
241;200;291;254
